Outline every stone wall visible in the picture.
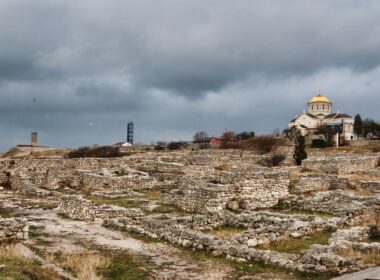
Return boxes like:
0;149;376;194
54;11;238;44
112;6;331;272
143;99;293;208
0;218;29;243
291;173;349;194
302;153;380;174
0;158;161;194
349;139;380;147
238;169;290;209
161;167;291;213
161;179;239;212
291;190;380;220
57;195;144;222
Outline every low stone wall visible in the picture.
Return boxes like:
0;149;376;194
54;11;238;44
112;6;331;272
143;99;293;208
291;173;349;194
355;181;380;193
302;153;380;174
57;195;144;222
349;139;380;147
291;190;380;220
80;172;157;191
106;210;356;274
0;218;29;243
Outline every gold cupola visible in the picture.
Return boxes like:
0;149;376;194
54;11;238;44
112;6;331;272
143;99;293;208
307;90;332;117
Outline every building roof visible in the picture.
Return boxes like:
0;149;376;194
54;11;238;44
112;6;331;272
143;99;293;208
113;141;132;147
306;113;319;119
289;113;319;123
308;94;331;104
324;113;352;120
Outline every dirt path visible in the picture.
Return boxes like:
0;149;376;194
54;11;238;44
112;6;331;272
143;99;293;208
26;209;233;280
331;266;380;280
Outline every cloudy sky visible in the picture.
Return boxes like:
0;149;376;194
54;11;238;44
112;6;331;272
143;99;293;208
1;0;380;150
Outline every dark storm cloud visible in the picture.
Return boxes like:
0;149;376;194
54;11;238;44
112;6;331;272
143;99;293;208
1;0;380;149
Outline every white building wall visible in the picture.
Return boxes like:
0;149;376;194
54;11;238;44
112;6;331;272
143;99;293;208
293;114;320;129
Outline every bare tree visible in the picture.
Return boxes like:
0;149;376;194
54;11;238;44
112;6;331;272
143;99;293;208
193;131;209;142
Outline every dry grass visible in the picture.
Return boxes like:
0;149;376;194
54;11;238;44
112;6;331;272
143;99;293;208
258;230;333;254
300;167;321;173
148;204;189;215
336;247;380;265
346;188;373;196
349;172;380;183
49;252;111;280
86;195;142;208
203;226;246;239
30;149;71;158
0;245;61;279
0;147;20;158
0;245;24;260
214;164;231;171
308;146;371;154
358;211;380;227
143;189;161;200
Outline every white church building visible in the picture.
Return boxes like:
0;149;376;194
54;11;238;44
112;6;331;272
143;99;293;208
288;92;356;141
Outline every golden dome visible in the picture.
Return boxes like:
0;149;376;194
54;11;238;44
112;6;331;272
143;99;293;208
308;93;331;103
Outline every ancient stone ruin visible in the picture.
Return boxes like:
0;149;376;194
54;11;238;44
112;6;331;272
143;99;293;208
1;149;379;279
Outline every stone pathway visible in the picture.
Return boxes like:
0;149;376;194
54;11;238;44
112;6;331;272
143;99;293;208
332;266;380;280
26;209;234;280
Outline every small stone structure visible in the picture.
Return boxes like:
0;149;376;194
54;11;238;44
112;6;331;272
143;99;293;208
161;167;292;213
0;218;29;243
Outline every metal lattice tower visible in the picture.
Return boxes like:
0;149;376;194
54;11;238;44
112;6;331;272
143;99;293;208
127;122;134;145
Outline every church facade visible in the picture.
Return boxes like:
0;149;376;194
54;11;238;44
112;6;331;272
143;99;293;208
288;92;356;141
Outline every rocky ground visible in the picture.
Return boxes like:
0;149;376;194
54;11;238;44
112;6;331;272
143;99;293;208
1;148;380;279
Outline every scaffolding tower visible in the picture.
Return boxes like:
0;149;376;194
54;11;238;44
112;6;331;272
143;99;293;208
127;122;134;145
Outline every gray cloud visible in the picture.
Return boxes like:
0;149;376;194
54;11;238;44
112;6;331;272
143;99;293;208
1;0;380;149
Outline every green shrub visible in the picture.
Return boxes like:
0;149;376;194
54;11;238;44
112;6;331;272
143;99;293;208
241;136;285;154
259;154;286;167
368;224;380;241
65;146;123;158
294;135;307;165
312;139;328;148
167;141;188;150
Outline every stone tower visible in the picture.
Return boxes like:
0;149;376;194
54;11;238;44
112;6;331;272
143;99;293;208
31;132;38;146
